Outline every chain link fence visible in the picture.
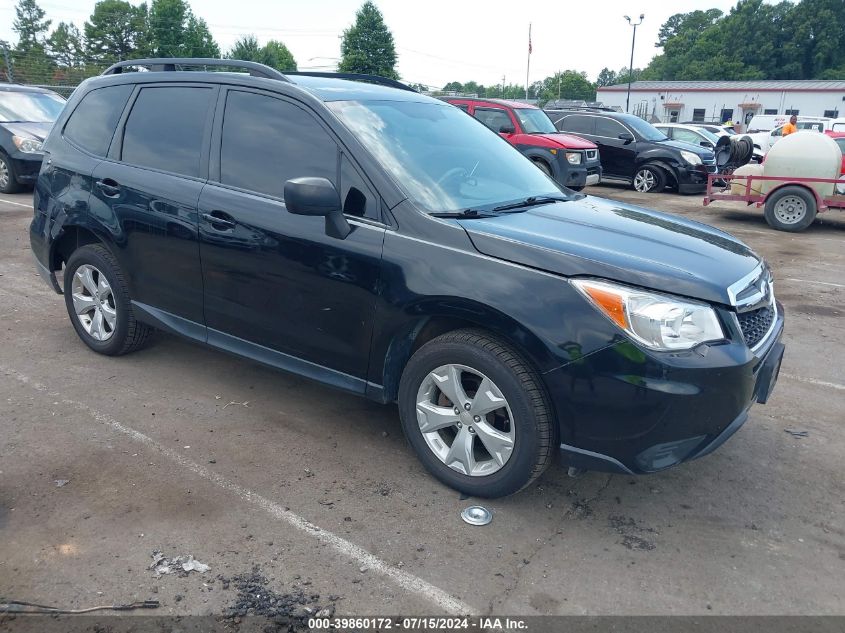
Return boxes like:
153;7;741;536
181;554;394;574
1;43;113;98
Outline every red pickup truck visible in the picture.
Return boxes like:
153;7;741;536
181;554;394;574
443;97;602;191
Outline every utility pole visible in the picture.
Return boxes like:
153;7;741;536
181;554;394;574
558;71;561;101
502;75;506;98
525;23;532;100
624;14;644;113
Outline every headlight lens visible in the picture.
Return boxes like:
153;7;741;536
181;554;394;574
680;150;702;165
572;279;724;351
12;135;43;154
565;152;582;165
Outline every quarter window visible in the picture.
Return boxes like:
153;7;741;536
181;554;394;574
559;114;593;135
220;90;337;199
64;85;133;156
595;118;628;138
122;87;213;177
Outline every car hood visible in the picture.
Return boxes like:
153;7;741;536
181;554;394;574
460;196;760;305
531;133;596;149
0;121;52;141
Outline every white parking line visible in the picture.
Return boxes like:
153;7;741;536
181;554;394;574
784;278;845;289
0;197;32;209
0;365;476;616
783;373;845;392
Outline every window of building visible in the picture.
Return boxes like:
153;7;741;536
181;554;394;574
720;108;734;124
122;87;213;177
823;109;839;118
220;90;338;200
764;109;778;115
64;85;133;156
692;109;706;122
785;109;799;116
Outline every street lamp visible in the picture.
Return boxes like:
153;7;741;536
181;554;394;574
624;14;644;114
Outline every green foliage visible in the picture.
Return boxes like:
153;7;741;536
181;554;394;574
84;0;149;63
596;68;618;87
339;1;398;79
13;0;51;52
48;22;83;67
183;15;220;58
147;0;220;58
227;36;296;71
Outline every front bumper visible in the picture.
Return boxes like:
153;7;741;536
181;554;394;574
8;152;44;184
677;163;717;194
554;153;602;189
549;305;785;474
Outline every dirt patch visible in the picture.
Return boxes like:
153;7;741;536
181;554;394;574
792;304;844;318
609;515;657;551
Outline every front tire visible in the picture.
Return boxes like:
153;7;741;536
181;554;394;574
764;186;817;232
632;165;666;193
0;152;21;194
533;159;553;178
63;244;153;355
398;329;555;498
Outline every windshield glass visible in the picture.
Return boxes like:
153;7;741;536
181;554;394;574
329;100;565;213
695;127;721;144
513;108;557;134
623;115;667;141
0;91;65;123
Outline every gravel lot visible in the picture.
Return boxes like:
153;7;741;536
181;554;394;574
1;185;843;619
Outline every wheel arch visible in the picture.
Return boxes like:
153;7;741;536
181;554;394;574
764;182;822;209
521;149;558;178
50;224;113;274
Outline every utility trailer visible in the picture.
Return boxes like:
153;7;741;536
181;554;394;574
703;172;845;232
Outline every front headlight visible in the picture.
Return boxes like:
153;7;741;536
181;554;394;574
572;279;724;351
12;135;43;154
565;152;582;165
680;150;702;165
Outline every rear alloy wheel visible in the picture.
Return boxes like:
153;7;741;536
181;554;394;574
0;153;21;194
764;185;817;232
399;329;555;498
632;165;666;193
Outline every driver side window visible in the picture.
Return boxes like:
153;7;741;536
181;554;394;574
771;127;783;137
473;107;512;133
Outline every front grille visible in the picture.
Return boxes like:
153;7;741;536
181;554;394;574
587;167;600;176
703;158;718;173
737;305;775;348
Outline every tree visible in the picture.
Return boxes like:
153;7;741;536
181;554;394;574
228;35;263;61
183;14;219;58
48;22;83;67
537;70;596;104
84;0;150;63
339;1;398;79
596;67;618;87
13;0;51;52
148;0;186;57
227;36;296;71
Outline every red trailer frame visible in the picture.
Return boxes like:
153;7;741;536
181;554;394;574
703;172;845;212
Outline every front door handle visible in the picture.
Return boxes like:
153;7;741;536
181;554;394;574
201;211;236;231
95;178;121;198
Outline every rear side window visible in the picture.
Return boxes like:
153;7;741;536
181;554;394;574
122;87;213;177
219;90;337;199
64;85;133;156
560;115;594;135
595;118;628;138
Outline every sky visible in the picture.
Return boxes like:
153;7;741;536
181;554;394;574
0;0;744;89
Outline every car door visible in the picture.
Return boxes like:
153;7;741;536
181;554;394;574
89;84;216;331
673;127;712;150
472;106;517;137
198;87;385;386
593;117;637;178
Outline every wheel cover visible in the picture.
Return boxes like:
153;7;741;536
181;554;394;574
415;364;515;477
633;169;656;192
0;158;9;189
71;264;117;341
773;196;807;224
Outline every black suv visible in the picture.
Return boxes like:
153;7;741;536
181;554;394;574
547;109;718;194
30;59;784;498
0;84;66;193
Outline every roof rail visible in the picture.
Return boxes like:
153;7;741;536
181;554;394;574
544;106;617;113
101;58;291;82
284;71;416;92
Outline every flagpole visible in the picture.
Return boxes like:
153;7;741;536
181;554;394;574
525;23;531;100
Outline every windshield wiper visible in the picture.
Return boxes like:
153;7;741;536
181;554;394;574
492;196;569;213
430;209;494;219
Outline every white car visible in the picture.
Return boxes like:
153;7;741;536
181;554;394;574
655;123;763;163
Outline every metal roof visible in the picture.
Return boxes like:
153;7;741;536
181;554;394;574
599;80;845;92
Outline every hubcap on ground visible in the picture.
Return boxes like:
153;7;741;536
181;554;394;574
634;169;656;192
0;158;9;189
774;196;807;224
415;364;515;477
71;264;117;341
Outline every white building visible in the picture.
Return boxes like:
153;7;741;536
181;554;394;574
596;80;845;130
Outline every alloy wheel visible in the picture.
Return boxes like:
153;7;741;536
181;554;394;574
71;264;117;341
415;364;515;477
633;169;656;192
773;196;807;225
0;158;9;190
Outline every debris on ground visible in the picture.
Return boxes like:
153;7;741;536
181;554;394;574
220;566;336;631
784;428;809;438
609;515;657;551
222;400;250;409
1;599;159;614
149;550;210;577
54;479;70;487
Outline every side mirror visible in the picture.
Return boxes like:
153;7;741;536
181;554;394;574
701;140;713;148
618;132;634;144
284;177;351;240
499;124;516;134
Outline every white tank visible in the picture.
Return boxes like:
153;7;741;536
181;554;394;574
762;132;842;197
730;164;765;195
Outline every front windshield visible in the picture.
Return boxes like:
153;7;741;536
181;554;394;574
329;100;565;213
0;91;65;123
623;115;668;141
513;108;557;134
695;127;721;144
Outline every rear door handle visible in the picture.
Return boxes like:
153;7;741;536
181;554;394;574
201;211;236;230
95;178;121;198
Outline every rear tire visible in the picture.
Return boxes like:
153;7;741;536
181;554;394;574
632;165;666;193
63;244;153;356
763;185;817;232
0;152;21;194
398;329;555;498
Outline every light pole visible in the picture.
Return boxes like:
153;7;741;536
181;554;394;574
624;14;644;114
